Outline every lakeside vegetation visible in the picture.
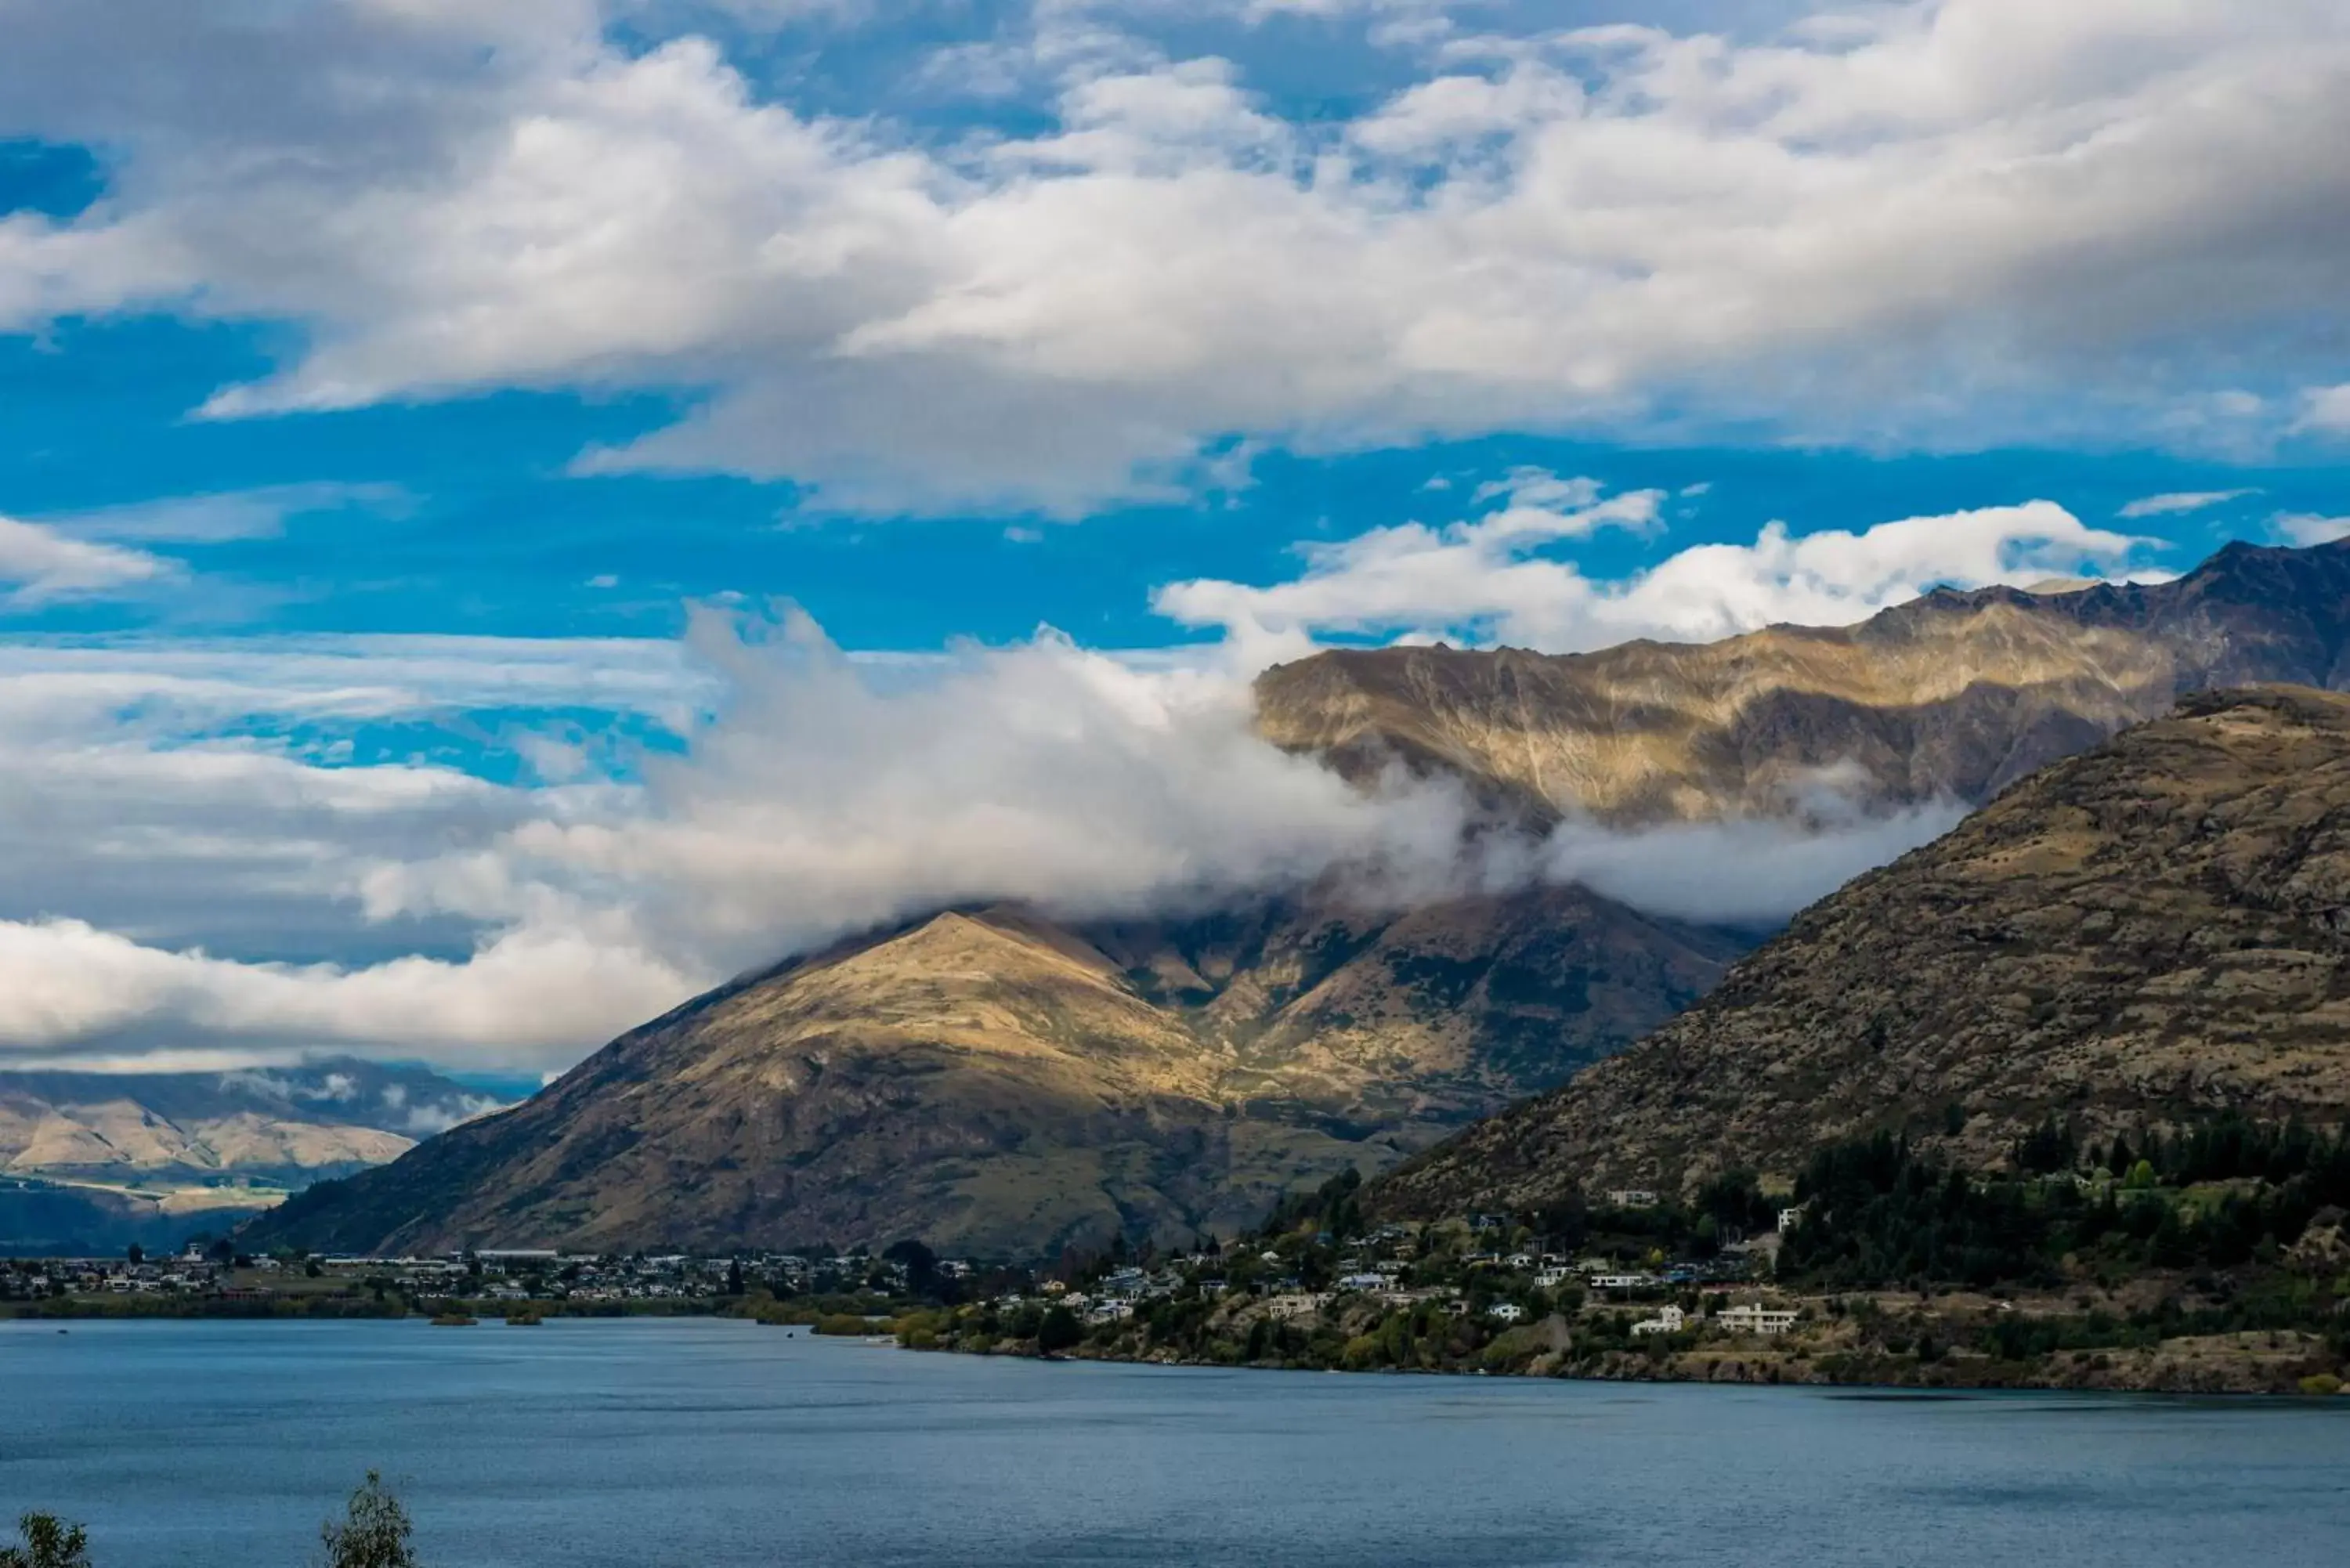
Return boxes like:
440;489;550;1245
881;1120;2350;1393
7;1472;418;1568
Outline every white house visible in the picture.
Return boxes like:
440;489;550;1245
1631;1306;1686;1336
1337;1272;1399;1292
1535;1266;1577;1288
1716;1303;1799;1335
1264;1292;1332;1321
1607;1189;1659;1209
1488;1302;1526;1322
1587;1273;1654;1292
1777;1205;1807;1234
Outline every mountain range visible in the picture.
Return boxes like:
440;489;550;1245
247;537;2350;1257
0;1059;502;1255
1256;539;2350;826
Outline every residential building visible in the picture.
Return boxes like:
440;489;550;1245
1716;1302;1799;1335
1632;1306;1686;1336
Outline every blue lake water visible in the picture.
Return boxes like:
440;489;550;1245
4;1317;2348;1566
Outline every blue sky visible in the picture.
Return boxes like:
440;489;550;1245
0;0;2345;1076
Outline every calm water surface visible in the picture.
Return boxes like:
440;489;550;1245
4;1318;2348;1566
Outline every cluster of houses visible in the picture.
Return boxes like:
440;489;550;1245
5;1209;1807;1341
1025;1223;1806;1341
0;1242;274;1300
0;1244;980;1310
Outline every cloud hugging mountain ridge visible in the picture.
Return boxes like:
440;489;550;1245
244;533;2350;1256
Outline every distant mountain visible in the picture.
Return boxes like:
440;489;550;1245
1375;686;2350;1217
242;891;1741;1258
0;1057;502;1187
0;1058;504;1254
1256;538;2350;826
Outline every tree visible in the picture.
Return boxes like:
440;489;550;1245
125;1245;143;1267
883;1238;939;1297
0;1514;91;1568
1037;1306;1082;1354
320;1472;418;1568
725;1258;745;1296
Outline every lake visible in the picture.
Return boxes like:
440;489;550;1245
4;1318;2347;1566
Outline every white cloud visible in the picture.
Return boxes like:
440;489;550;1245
0;916;691;1065
1535;800;1969;927
0;515;177;605
2273;512;2350;547
0;594;1976;1075
0;2;2345;511
1156;489;2150;654
367;608;1484;981
34;482;412;544
0;632;713;732
2294;385;2350;438
2117;489;2255;520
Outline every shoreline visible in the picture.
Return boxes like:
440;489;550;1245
11;1308;2342;1402
14;1288;2348;1400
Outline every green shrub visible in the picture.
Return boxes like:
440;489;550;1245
1;1513;91;1568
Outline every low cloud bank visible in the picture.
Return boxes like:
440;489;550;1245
0;605;1983;1074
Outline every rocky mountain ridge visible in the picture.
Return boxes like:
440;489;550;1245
1376;685;2350;1217
1255;538;2350;826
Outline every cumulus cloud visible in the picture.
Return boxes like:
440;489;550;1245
0;916;692;1065
0;2;2345;510
365;608;1486;981
1157;487;2151;655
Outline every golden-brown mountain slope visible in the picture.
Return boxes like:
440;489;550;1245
0;1057;496;1187
1256;539;2350;826
1376;686;2350;1218
244;890;1741;1257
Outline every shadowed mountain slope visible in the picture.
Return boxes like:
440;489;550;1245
1375;687;2350;1218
